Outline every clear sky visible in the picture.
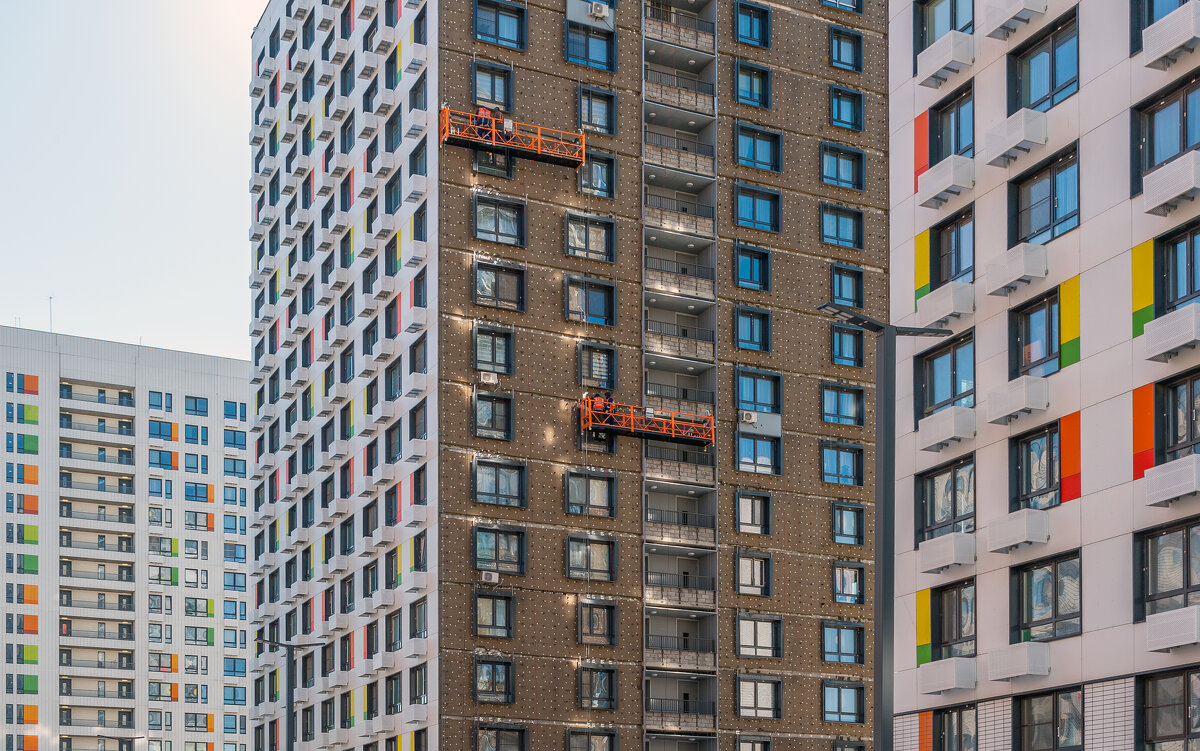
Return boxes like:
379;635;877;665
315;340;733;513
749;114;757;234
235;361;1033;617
0;1;268;361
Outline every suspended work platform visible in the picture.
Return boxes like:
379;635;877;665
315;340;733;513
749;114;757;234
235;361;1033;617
439;107;586;168
580;396;715;446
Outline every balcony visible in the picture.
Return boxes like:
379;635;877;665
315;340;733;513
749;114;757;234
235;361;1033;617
645;444;715;485
1148;605;1200;651
645;507;716;546
917;405;976;452
915;280;975;328
917;657;977;694
645;193;715;237
644;3;716;51
1143;0;1200;69
1145;453;1200;507
581;396;714;445
439;107;585;168
985;375;1050;424
985;508;1050;553
1143;303;1200;361
916;155;975;208
645;319;715;361
917;531;976;573
985;242;1048;296
983;0;1047;37
645;634;716;670
645;571;716;607
983;108;1048;167
60;419;135;439
645;255;716;299
644;131;716;177
916;30;974;88
1144;151;1200;216
646;382;715;417
987;641;1051;680
645;698;716;732
645;68;715;115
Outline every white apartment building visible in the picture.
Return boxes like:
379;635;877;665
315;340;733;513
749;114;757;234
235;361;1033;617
890;0;1200;746
0;327;251;751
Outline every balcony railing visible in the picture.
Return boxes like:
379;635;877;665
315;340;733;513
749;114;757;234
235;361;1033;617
60;539;135;553
59;419;134;437
61;629;135;642
60;479;134;495
60;658;134;670
646;382;715;404
60;508;135;524
646;320;715;342
646;444;715;466
645;571;716;590
61;390;135;407
645;3;716;33
645;193;715;218
60;447;135;465
644;130;715;157
61;569;134;583
647;698;716;714
60;687;134;699
646;507;716;529
645;256;715;280
645;68;715;96
60;600;135;613
59;719;135;729
647;634;716;652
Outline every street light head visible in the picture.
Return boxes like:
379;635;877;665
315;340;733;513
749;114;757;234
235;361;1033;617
817;301;887;333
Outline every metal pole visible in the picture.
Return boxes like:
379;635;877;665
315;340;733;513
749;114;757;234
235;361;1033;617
874;326;897;751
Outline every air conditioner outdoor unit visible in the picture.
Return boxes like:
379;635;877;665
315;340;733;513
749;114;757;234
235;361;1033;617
590;2;610;17
480;571;500;584
481;372;499;385
740;410;758;424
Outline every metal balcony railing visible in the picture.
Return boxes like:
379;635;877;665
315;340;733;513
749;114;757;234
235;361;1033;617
644;255;716;280
61;390;135;407
645;3;716;33
60;479;134;494
645;193;715;218
644;68;715;95
646;697;716;714
59;419;134;436
60;447;135;465
643;130;715;157
645;320;715;342
646;634;716;652
646;507;716;529
645;382;716;404
60;508;135;524
61;569;134;583
645;571;716;590
646;444;715;466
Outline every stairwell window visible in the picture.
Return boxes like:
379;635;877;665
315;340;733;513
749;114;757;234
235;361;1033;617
566;278;616;325
473;196;525;246
918;457;975;541
474;0;526;49
474;262;525;311
1012;149;1079;245
1015;552;1081;641
566;24;615;71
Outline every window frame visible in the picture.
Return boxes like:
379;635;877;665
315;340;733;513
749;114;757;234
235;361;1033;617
735;60;772;108
580;152;616;198
566;534;617;582
1013;16;1079;114
473;526;527;575
833;502;865;545
822;681;865;723
736;0;772;46
736;675;782;719
578;664;618;710
830;86;865;131
822;621;865;664
472;391;514;441
830;26;863;72
820;143;866;190
933;578;977;659
930;206;975;288
735;183;781;232
736;124;782;172
822;383;865;426
737;367;782;413
578;341;617;390
1011;421;1061;511
578;599;618;645
821;204;864;249
832;263;865;308
565;212;616;262
915;332;975;418
1011;290;1061;378
832;324;864;367
736;551;773;596
736;489;772;535
735;306;772;351
473;194;526;247
473;0;527;50
564;470;617;518
736;242;772;290
738;432;781;475
474;324;515;374
472;458;527;508
1013;551;1082;643
917;456;976;542
565;276;617;326
1017;688;1083;751
737;613;783;658
473;260;526;311
473;657;515;704
1010;146;1080;247
565;22;616;71
474;591;514;638
822;442;863;486
472;61;513;111
578;85;617;134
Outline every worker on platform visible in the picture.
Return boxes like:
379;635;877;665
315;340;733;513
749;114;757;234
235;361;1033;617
474;104;492;132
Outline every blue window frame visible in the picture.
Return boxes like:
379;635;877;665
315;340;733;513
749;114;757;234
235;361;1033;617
831;27;863;71
579;86;616;134
822;444;863;485
821;204;863;249
736;185;780;232
737;125;781;171
736;1;771;46
832;264;864;308
738;369;781;413
475;0;527;49
823;0;862;13
832;325;864;367
473;62;512;110
581;153;615;198
736;61;771;107
831;87;864;130
566;23;615;71
821;144;865;190
736;243;771;290
566;278;616;325
822;384;864;425
736;308;771;351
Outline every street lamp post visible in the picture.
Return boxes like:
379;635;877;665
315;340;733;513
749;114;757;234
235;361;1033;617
818;302;950;751
256;638;322;751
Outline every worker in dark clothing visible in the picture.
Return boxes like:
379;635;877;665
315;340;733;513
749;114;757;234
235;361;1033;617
473;104;492;133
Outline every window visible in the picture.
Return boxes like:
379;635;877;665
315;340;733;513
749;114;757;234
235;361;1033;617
474;527;524;574
579;87;616;134
736;677;781;719
579;343;616;390
737;369;780;413
830;27;863;72
834;563;864;604
1018;689;1082;751
1013;292;1060;377
567;537;615;581
822;384;864;425
830;87;864;130
475;0;525;48
934;579;976;658
737;490;771;534
823;443;862;485
474;460;525;507
822;205;863;249
932;89;973;163
736;243;771;290
1141;77;1200;182
1014;150;1079;245
917;0;971;54
581;153;615;198
736;1;770;45
737;615;782;657
832;325;863;367
474;148;513;178
579;666;616;709
833;503;864;545
739;434;780;475
736;61;770;107
1143;669;1200;751
476;593;513;637
566;278;615;325
566;472;616;517
566;24;615;71
1014;423;1060;510
474;196;524;245
1140;518;1200;617
474;659;514;703
579;601;617;645
736;308;770;350
1016;20;1078;112
917;334;974;416
566;214;615;262
1160;223;1200;313
918;457;976;541
474;63;511;109
474;263;525;310
737;126;781;171
821;145;865;189
1163;371;1200;463
474;393;513;440
739;741;772;751
735;185;780;231
738;553;771;595
1016;552;1081;641
822;622;864;663
832;265;864;308
823;682;864;722
184;396;208;416
935;706;977;751
475;327;514;374
931;208;974;287
568;731;615;751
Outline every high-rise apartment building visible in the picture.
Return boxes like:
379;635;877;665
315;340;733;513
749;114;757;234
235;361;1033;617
891;0;1200;746
248;0;886;749
0;327;251;751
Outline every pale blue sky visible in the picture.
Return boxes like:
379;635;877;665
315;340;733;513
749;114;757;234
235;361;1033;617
0;1;267;360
